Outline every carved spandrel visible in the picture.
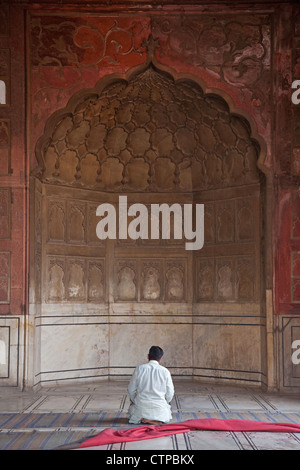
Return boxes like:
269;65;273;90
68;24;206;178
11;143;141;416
152;15;271;127
30;16;146;70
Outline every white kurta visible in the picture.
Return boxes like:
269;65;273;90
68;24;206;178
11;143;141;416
127;360;174;424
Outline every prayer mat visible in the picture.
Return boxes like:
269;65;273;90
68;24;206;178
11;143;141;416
76;418;300;449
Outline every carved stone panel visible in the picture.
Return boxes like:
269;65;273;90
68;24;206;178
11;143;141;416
46;255;105;303
115;260;137;302
204;203;215;245
196;255;256;303
292;191;300;239
66;258;86;301
0;252;10;304
47;257;66;302
141;260;162;301
0;188;10;239
115;258;187;302
217;258;234;301
216;201;235;244
88;260;105;302
165;261;185;302
292;252;300;303
236;257;255;301
0;120;10;174
67;201;86;244
197;258;215;301
236;198;255;242
87;203;104;246
47;199;65;243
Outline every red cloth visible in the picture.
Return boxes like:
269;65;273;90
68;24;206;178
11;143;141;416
77;418;300;448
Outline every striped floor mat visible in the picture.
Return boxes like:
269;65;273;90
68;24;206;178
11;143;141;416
1;410;300;430
1;410;300;450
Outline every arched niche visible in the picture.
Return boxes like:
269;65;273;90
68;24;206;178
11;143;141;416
34;64;264;192
30;63;268;387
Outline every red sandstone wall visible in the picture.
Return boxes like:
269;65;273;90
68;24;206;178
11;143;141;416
0;0;299;389
0;5;27;316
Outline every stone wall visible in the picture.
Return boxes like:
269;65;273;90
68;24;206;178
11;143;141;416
0;1;299;391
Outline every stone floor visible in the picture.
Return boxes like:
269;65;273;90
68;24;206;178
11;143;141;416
0;379;300;450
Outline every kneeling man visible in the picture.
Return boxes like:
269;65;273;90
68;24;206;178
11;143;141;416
127;345;174;425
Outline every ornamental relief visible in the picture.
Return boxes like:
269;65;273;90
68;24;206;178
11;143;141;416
115;258;186;302
152;15;271;125
196;255;256;303
30;13;270;138
47;198;105;246
47;256;105;303
36;66;261;193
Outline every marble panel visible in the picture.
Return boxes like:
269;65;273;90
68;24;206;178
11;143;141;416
0;318;20;386
109;323;193;375
187;430;242;450
33;395;86;412
124;435;175;450
258;394;300;412
193;323;263;378
242;432;300;451
40;322;109;383
0;329;9;377
175;394;221;411
83;394;126;412
216;393;269;411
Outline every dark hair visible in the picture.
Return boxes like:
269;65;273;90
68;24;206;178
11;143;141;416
149;345;164;361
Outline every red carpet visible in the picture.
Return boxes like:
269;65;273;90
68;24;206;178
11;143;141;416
77;418;300;448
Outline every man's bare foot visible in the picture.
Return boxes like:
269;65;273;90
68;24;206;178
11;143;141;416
141;418;163;425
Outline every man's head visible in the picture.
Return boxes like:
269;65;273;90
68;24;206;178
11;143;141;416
148;345;164;362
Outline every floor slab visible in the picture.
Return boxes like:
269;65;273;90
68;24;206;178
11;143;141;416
0;380;300;450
